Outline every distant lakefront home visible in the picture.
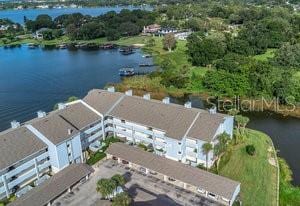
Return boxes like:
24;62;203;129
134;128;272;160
0;87;238;205
143;23;161;34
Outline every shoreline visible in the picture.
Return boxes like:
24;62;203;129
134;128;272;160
113;83;300;119
2;35;300;119
0;36;148;48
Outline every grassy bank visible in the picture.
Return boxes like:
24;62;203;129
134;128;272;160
279;158;300;205
0;35;152;47
114;36;209;97
218;129;277;206
142;37;209;93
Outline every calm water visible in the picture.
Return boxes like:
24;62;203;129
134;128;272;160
0;6;150;24
0;46;154;129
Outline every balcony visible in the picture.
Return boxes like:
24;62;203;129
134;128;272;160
186;139;197;148
5;152;49;179
154;139;166;147
84;123;102;134
88;131;102;143
134;133;153;144
109;120;165;138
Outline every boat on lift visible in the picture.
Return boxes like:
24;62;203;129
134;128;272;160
119;47;135;55
142;54;152;58
119;68;135;76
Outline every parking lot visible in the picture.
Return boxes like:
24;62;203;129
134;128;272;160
52;160;222;206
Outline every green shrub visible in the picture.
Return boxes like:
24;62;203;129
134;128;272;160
197;163;206;170
138;143;148;151
87;152;106;165
246;145;255;156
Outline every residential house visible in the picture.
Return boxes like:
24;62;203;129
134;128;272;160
143;24;161;34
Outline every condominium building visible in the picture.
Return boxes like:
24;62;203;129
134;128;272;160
0;87;235;202
83;87;234;167
0;126;50;199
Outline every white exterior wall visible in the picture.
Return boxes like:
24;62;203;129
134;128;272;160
223;116;234;138
165;137;183;161
26;125;82;173
55;134;82;172
230;184;240;206
0;151;50;199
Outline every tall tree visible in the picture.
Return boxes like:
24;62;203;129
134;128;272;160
111;174;126;187
187;33;226;66
163;33;177;52
235;115;250;137
202;142;213;170
112;192;132;206
96;178;117;199
214;133;230;172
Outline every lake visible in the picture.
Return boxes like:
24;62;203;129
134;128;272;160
0;45;300;186
0;6;151;24
0;45;154;129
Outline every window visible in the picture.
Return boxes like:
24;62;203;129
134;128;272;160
178;142;182;145
197;188;205;194
208;193;216;199
168;177;176;182
122;160;129;164
121;120;125;123
140;167;146;173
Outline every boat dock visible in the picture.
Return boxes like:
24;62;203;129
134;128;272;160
119;68;152;77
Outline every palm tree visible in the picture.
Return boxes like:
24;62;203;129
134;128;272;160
202;143;213;170
112;192;132;206
111;174;126;187
96;178;117;199
214;133;230;172
240;116;250;135
235;115;250;138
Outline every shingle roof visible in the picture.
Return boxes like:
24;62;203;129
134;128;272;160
109;95;198;139
83;89;124;114
83;89;229;141
106;143;240;200
0;127;46;171
9;163;94;206
57;102;101;130
187;113;225;141
30;114;79;145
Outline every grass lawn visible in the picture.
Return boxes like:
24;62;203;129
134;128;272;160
0;35;152;47
253;49;276;61
278;158;300;206
143;37;209;92
218;129;277;206
114;36;209;96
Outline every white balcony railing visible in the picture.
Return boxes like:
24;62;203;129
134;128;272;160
5;152;49;179
88;131;102;143
186;139;197;148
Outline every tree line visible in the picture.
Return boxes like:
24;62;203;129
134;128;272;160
24;9;157;41
151;2;300;104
